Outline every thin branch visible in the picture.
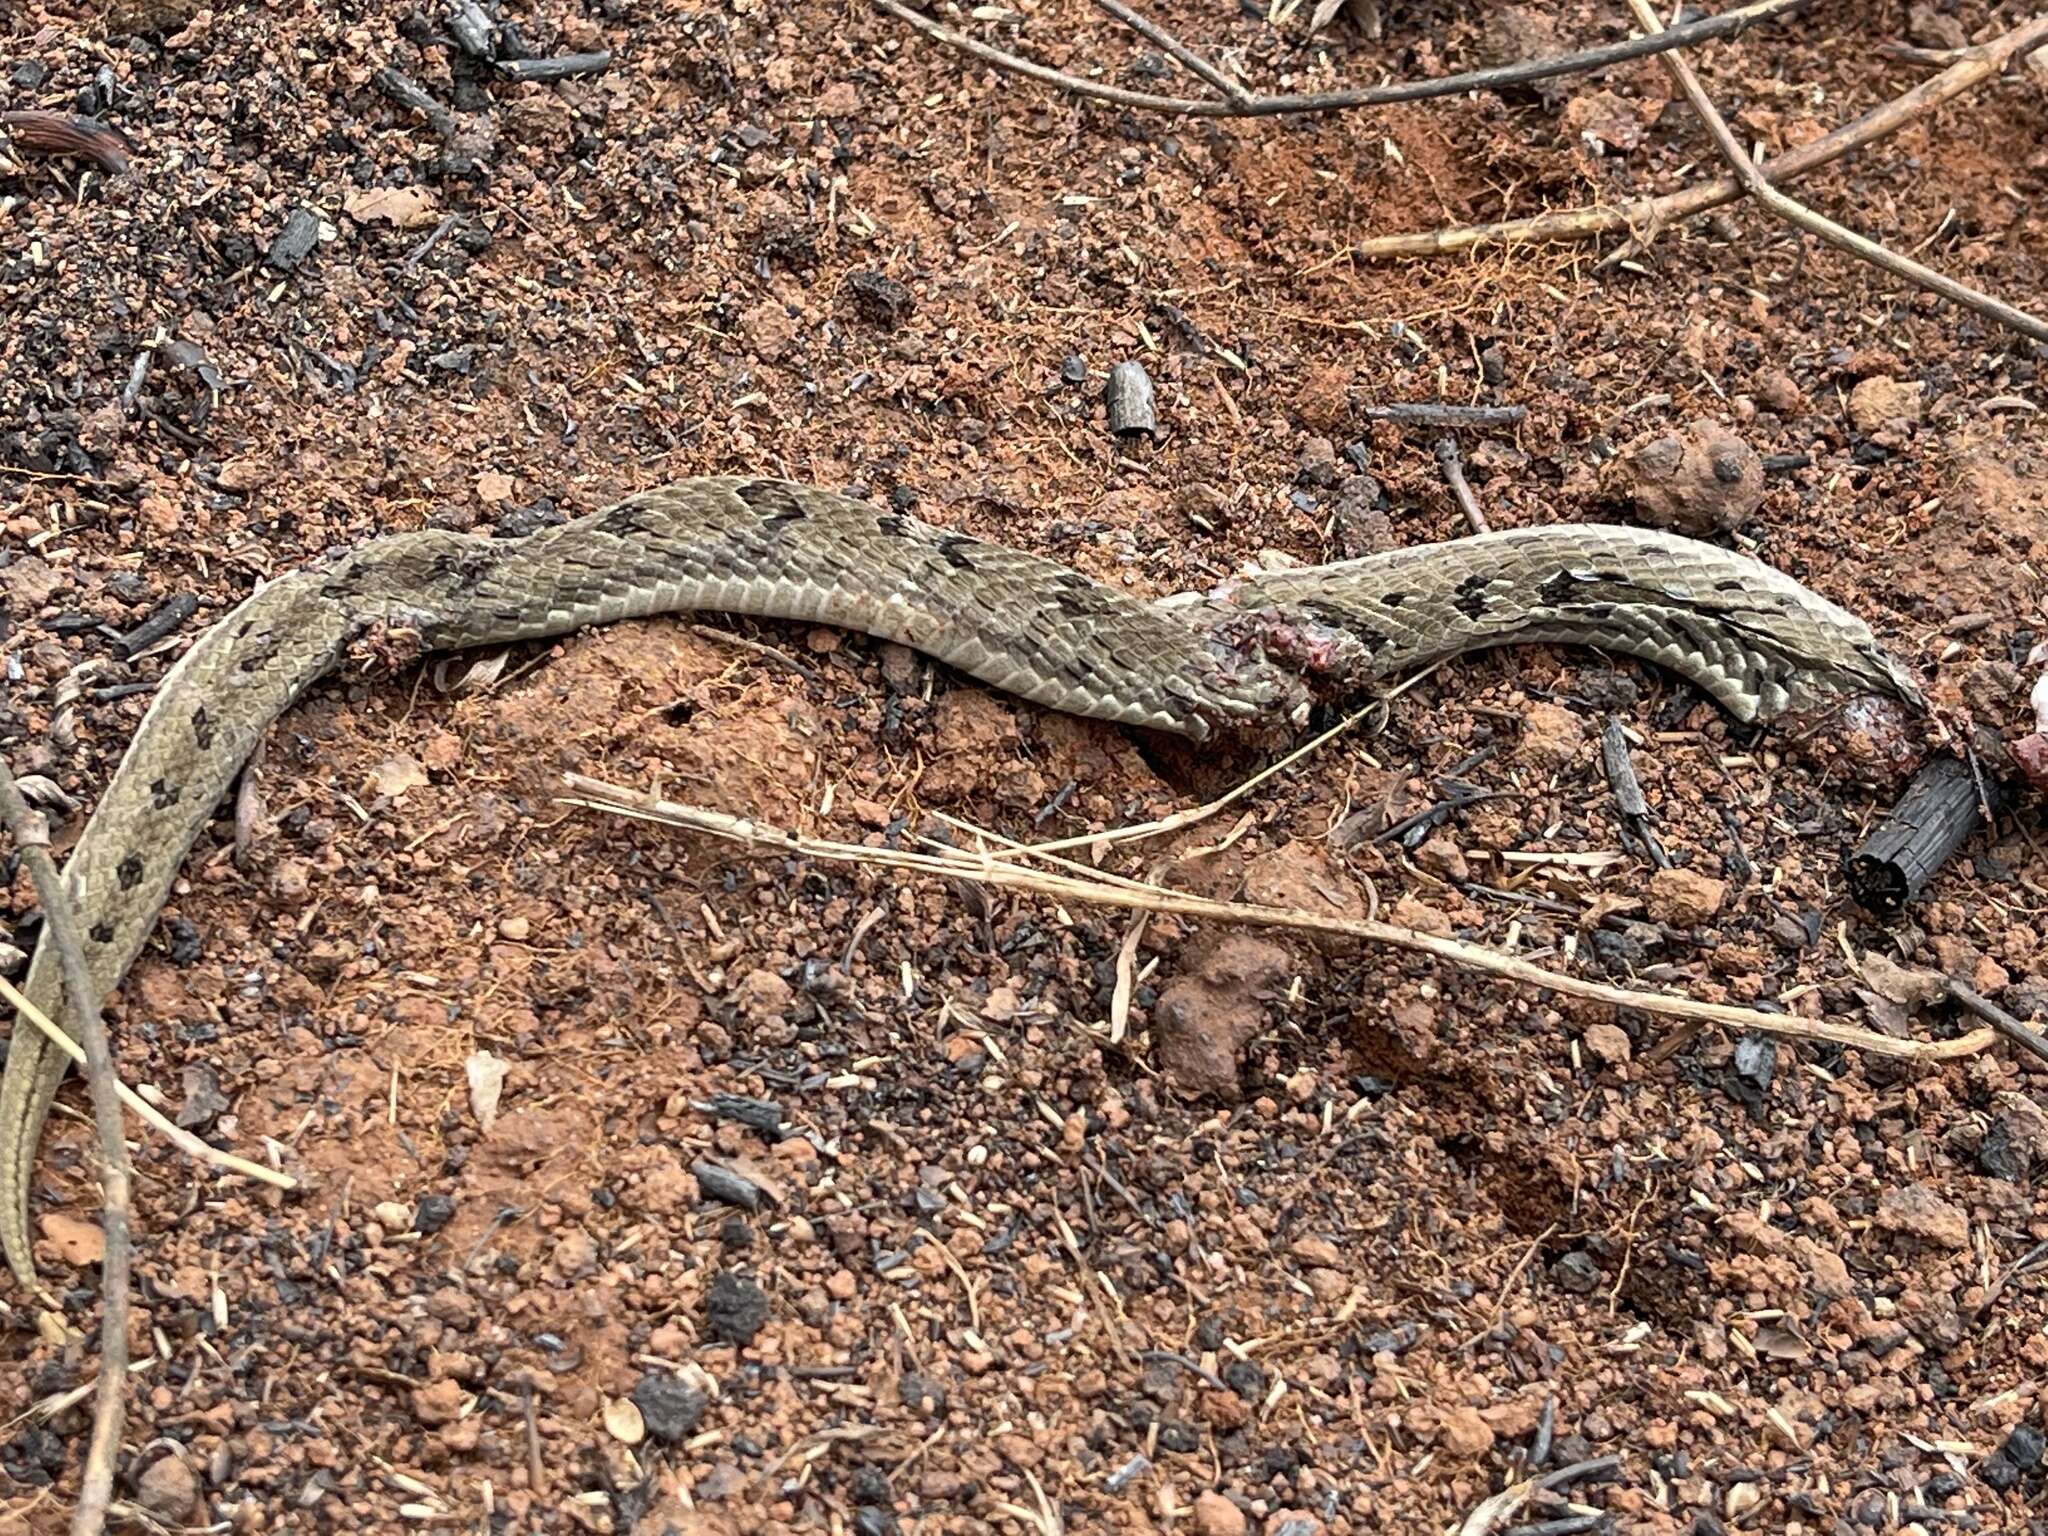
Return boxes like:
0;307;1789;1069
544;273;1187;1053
561;774;1998;1064
1946;980;2048;1071
1090;0;1249;105
0;762;127;1536
0;976;298;1191
1434;437;1492;535
1352;13;2048;259
875;0;1813;119
1622;0;2048;345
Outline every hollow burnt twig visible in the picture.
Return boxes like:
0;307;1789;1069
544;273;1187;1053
875;0;1812;119
1848;753;2011;917
1620;0;2048;345
1353;13;2048;259
0;761;130;1536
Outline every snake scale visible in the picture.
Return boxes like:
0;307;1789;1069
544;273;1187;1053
1;476;1920;1289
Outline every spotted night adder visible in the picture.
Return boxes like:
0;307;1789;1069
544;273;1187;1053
0;475;1922;1289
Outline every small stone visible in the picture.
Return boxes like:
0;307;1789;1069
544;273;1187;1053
215;458;269;493
731;969;795;1027
899;1371;948;1417
265;207;322;271
1153;934;1293;1101
1415;835;1469;882
414;1193;456;1234
1580;1022;1632;1066
1847;376;1924;434
373;1201;411;1230
412;1378;464;1426
175;1062;230;1130
1550;1250;1601;1294
632;1371;709;1442
1645;867;1727;927
704;1270;770;1344
497;914;530;941
38;1211;104;1267
844;270;914;329
1980;1423;2045;1491
1290;1236;1345;1268
1438;1405;1496;1458
1517;701;1586;775
1907;3;1967;48
550;1229;598;1278
1752;368;1804;415
133;1452;199;1521
1191;1491;1247;1536
1979;1092;2048;1181
1876;1183;1969;1249
1612;419;1765;536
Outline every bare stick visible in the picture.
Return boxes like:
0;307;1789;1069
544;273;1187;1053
876;0;1812;119
1352;14;2048;259
1365;403;1527;429
1434;437;1492;535
1946;981;2048;1071
561;776;1996;1063
992;702;1381;862
0;976;297;1191
1090;0;1249;105
0;762;127;1536
1621;0;2048;344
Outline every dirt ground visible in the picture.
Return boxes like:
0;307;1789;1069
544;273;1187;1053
3;0;2048;1531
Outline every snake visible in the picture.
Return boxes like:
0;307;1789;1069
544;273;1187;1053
0;475;1921;1290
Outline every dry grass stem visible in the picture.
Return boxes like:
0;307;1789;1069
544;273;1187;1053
1352;14;2048;260
561;775;1997;1064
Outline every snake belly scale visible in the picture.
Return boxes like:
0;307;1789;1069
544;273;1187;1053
0;477;1919;1288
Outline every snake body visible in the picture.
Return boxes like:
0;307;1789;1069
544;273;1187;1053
1;477;1919;1288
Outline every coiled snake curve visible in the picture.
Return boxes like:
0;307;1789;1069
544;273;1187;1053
1;476;1922;1289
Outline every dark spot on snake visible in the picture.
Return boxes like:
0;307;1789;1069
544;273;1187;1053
90;921;114;945
934;534;978;572
875;514;910;539
736;480;809;530
1380;591;1407;608
1715;579;1745;593
1540;569;1581;610
150;777;181;810
117;853;145;891
430;546;504;591
596;504;659;539
1452;572;1495;621
191;705;214;750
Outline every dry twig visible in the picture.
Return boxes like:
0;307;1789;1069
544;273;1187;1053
0;761;128;1536
561;775;1997;1064
1352;14;2048;260
876;0;1811;119
0;976;298;1191
1622;0;2048;345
